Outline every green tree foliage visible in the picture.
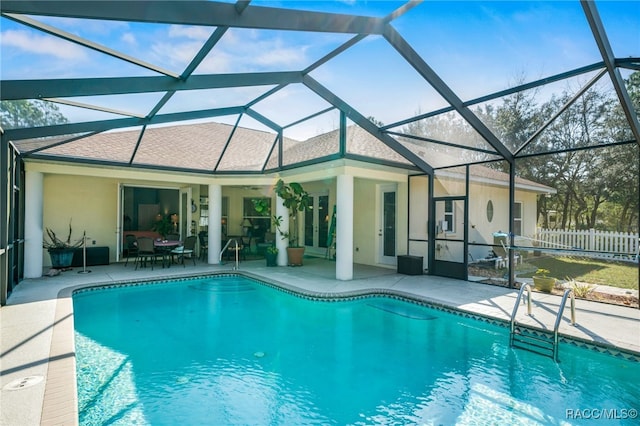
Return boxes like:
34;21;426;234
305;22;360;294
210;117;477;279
0;99;68;129
400;72;639;233
401;110;491;167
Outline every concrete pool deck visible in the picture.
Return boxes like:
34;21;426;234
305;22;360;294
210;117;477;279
1;257;639;425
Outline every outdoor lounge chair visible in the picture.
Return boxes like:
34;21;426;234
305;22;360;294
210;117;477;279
492;237;521;269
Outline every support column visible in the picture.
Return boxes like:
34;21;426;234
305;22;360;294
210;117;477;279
275;194;289;266
336;174;354;280
208;184;222;264
24;170;44;278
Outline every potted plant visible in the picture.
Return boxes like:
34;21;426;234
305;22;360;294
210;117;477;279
252;198;279;266
265;245;279;267
152;214;173;238
43;221;83;269
532;268;556;293
273;179;311;266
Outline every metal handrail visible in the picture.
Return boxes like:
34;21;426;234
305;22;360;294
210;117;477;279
510;283;533;334
553;288;576;361
219;238;240;270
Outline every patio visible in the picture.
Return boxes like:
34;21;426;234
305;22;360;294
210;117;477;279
1;258;639;425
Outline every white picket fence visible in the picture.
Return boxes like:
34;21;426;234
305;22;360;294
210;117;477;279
535;228;639;261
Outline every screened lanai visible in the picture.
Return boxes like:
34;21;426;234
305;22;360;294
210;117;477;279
1;1;639;304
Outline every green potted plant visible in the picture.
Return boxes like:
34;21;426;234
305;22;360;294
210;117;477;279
43;221;83;269
265;245;279;267
273;178;311;266
532;268;556;293
252;198;279;266
152;214;173;238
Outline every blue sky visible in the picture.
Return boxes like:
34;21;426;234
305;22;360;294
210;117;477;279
1;1;638;140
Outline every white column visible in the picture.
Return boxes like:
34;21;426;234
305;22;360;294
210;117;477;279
208;184;222;264
24;170;44;278
275;195;289;266
336;174;354;280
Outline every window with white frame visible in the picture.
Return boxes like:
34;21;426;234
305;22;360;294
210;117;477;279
444;200;455;233
514;202;523;236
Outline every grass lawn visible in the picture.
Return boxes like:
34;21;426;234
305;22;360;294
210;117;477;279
517;255;639;290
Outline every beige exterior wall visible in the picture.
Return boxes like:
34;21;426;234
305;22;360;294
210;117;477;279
352;178;408;267
42;174;118;267
33;158;543;270
468;184;539;244
33;159;413;269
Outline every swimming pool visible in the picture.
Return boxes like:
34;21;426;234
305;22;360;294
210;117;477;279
73;275;640;425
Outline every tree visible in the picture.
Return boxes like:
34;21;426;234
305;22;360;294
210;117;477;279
398;71;639;233
0;100;68;129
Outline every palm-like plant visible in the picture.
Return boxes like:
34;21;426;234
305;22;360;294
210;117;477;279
273;179;310;247
43;221;83;250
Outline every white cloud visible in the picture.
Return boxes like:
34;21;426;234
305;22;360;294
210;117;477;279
196;51;234;73
201;29;310;72
121;32;137;46
254;44;308;67
0;29;87;60
150;40;204;69
39;16;129;37
168;25;211;40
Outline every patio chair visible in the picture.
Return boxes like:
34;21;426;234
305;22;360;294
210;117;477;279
166;233;180;241
171;235;197;266
224;238;247;261
124;234;138;267
198;231;208;261
135;237;163;270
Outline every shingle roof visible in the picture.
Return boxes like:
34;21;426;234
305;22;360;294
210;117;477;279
15;120;554;192
17;121;414;171
18;122;286;171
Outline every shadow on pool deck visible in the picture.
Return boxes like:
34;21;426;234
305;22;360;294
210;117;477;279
1;257;639;425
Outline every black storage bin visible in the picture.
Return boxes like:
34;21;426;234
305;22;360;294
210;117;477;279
397;255;423;275
71;247;110;267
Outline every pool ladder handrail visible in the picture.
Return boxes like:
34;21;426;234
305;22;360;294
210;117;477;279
552;288;576;361
510;284;576;361
219;238;240;270
510;283;533;334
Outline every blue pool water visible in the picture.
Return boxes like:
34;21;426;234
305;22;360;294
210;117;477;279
73;275;640;425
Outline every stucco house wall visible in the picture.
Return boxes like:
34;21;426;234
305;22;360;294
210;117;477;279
32;156;547;272
42;174;118;267
32;160;413;270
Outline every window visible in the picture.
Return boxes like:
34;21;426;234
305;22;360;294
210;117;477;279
514;202;522;236
444;200;455;233
486;200;494;223
243;197;271;239
199;196;228;235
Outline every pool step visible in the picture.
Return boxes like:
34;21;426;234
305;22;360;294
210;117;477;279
510;325;555;358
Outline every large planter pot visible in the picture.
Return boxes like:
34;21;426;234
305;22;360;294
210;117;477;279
48;248;75;269
286;247;305;266
533;276;556;293
265;251;278;267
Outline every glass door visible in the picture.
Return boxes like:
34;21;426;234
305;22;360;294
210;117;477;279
378;185;397;265
304;193;329;256
180;188;191;239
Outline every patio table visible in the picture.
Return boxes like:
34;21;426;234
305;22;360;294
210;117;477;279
154;239;182;267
